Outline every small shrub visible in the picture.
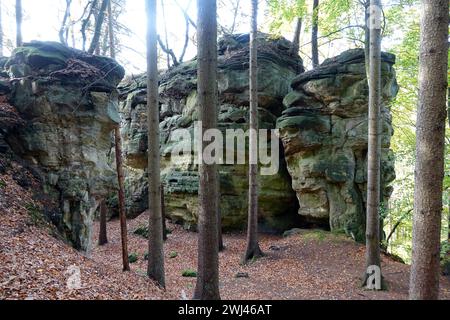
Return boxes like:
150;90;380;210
0;180;6;189
182;269;197;278
169;251;178;259
128;253;139;264
25;203;44;226
134;225;149;238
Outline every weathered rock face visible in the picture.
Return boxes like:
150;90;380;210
3;41;125;250
277;49;398;241
118;34;303;231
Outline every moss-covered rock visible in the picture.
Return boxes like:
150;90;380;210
4;41;125;251
117;33;302;232
277;49;397;241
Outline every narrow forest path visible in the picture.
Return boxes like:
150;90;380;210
92;213;450;300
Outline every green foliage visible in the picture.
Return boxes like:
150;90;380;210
0;179;6;189
25;203;45;227
128;253;139;264
169;251;178;259
134;225;149;239
181;269;197;278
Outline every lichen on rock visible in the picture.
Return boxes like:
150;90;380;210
277;49;398;241
3;41;125;250
118;33;303;231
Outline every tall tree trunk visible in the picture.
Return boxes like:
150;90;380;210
160;0;170;69
409;0;449;300
98;199;108;246
218;181;224;252
161;185;167;241
230;0;240;34
311;0;319;68
81;0;99;51
15;0;22;47
0;0;4;56
88;0;109;54
115;127;130;271
146;0;165;288
59;0;72;45
363;0;383;289
290;18;302;56
364;0;370;80
193;0;220;301
107;0;115;59
243;0;263;264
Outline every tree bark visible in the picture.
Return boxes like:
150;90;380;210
81;0;98;51
311;0;319;68
98;199;108;246
146;0;165;289
290;18;302;56
88;0;109;54
107;0;115;59
409;0;449;300
193;0;220;301
15;0;22;47
161;184;167;241
364;0;370;81
243;0;263;264
115;126;130;271
363;0;383;288
218;173;224;252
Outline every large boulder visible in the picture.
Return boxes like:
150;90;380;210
4;41;125;250
277;49;398;241
118;33;303;231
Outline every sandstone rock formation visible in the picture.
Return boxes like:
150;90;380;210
3;41;125;250
118;34;303;231
277;49;398;241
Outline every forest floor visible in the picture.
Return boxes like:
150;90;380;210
1;162;450;300
91;213;450;300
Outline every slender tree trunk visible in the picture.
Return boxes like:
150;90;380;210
160;0;170;69
81;0;99;51
290;18;302;56
59;0;72;45
193;0;220;301
146;0;165;288
409;0;449;300
0;0;4;56
243;0;263;264
115;126;130;271
364;0;370;80
98;199;108;246
107;0;115;59
363;0;383;288
161;184;167;241
217;173;224;252
230;0;240;34
311;0;319;68
15;0;22;47
88;0;109;54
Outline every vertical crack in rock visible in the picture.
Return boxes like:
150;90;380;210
277;49;398;241
117;33;303;232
